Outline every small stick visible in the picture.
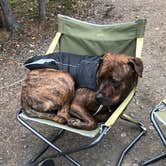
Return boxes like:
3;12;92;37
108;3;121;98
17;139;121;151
0;78;24;91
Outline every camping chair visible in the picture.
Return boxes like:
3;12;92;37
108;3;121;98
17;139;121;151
140;99;166;166
16;14;147;166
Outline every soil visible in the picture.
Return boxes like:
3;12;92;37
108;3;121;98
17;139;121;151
0;0;166;166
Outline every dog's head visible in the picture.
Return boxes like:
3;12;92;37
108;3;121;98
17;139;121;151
96;53;143;106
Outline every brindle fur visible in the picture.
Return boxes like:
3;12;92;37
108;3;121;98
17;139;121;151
21;53;143;130
21;69;74;123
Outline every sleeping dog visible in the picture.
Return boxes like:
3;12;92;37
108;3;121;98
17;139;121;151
21;52;143;130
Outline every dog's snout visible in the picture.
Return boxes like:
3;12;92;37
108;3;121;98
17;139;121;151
95;92;104;103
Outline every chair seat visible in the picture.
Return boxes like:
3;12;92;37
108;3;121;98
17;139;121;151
154;108;166;126
19;112;101;138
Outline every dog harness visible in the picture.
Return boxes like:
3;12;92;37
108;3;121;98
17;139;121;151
24;52;101;90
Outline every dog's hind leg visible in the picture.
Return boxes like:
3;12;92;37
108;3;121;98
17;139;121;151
67;104;96;130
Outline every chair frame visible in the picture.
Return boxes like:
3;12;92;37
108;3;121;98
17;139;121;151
17;108;146;166
17;16;147;166
140;100;166;166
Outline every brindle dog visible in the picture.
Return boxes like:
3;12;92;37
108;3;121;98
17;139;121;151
21;53;143;130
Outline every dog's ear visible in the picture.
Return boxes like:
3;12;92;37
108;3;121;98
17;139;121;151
128;57;143;77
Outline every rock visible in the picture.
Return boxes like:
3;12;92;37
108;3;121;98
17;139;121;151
20;134;27;139
149;125;154;130
155;27;159;30
121;132;127;138
23;145;28;149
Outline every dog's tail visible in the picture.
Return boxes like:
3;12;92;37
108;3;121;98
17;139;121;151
21;105;67;124
22;106;59;120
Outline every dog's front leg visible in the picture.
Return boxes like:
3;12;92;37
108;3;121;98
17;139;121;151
57;104;71;122
67;104;96;130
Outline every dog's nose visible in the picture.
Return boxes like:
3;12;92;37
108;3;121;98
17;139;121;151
95;92;104;103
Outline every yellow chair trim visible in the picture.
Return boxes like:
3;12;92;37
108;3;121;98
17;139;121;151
104;86;136;127
136;37;144;58
46;32;62;55
20;112;101;138
163;99;166;104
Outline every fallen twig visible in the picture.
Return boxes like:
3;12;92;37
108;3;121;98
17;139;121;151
0;78;24;91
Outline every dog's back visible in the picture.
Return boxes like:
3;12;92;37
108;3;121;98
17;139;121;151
21;68;74;118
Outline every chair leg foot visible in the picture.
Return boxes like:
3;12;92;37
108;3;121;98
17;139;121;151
39;159;55;166
139;152;166;166
117;128;146;166
117;114;147;166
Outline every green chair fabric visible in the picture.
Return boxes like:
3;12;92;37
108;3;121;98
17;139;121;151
154;108;166;126
140;100;166;165
154;107;166;138
58;14;146;56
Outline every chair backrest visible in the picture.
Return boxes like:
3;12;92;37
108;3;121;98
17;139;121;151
57;14;146;57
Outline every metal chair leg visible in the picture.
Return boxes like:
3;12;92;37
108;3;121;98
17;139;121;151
42;126;108;158
16;109;80;166
49;114;146;166
17;108;146;166
30;127;108;163
140;152;166;166
32;126;108;166
30;129;64;164
139;103;166;166
36;158;55;166
117;114;147;166
150;107;166;146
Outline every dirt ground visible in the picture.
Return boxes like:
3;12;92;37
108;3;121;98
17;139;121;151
0;0;166;166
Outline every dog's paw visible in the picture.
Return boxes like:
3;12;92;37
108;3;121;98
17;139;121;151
67;118;97;130
67;118;82;127
52;116;66;124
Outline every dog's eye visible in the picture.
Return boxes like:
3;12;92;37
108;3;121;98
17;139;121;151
109;77;121;88
109;77;116;83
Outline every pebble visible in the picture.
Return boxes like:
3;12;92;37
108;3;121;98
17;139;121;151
29;50;34;53
51;13;55;17
149;125;154;130
23;145;28;149
21;134;27;139
155;27;159;30
29;44;35;48
121;132;127;137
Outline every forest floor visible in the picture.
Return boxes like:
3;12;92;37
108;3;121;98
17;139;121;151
0;0;166;165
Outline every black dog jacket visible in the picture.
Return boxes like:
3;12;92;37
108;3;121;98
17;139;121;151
24;52;101;90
